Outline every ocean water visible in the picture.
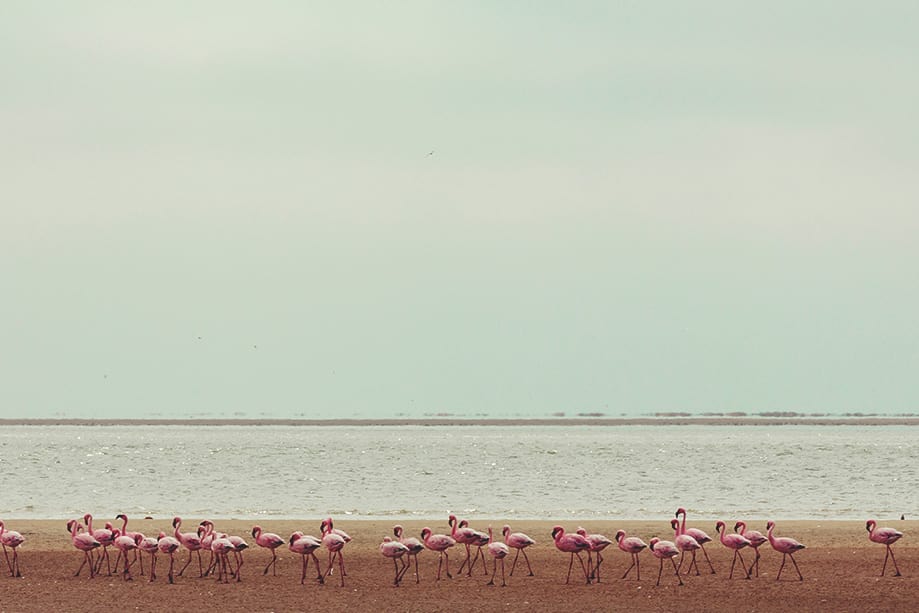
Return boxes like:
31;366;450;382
0;424;914;520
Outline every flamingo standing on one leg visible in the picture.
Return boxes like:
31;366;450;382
173;517;204;577
715;521;751;579
734;521;767;577
67;519;100;578
84;514;114;576
551;526;591;585
420;527;455;580
616;530;648;581
252;525;284;576
394;525;424;584
649;538;683;586
766;521;805;581
866;519;903;577
380;536;410;586
576;527;612;582
502;525;535;577
0;520;25;578
157;531;182;584
289;532;324;585
320;520;347;586
675;508;715;574
486;526;510;587
671;519;702;576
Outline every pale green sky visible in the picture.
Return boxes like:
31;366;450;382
2;1;918;418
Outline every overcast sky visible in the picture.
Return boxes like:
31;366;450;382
2;1;918;418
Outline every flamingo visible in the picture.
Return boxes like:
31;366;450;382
0;520;25;578
380;536;410;586
321;518;351;577
866;519;903;577
734;521;767;577
394;525;424;584
320;519;347;586
615;530;648;581
486;526;510;587
675;508;715;574
114;514;145;576
137;534;159;582
227;534;249;580
173;517;204;577
157;530;182;584
449;515;485;576
84;514;114;576
551;525;591;584
67;519;101;578
576;527;612;582
766;521;805;581
211;534;236;583
252;525;284;576
502;525;536;577
289;532;324;585
111;529;141;581
649;537;683;586
420;527;455;580
460;519;491;576
715;521;751;579
671;519;702;576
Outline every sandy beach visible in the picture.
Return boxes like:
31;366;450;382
0;519;915;612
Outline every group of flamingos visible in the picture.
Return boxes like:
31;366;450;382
0;509;906;588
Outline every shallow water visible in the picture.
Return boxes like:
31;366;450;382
0;425;914;520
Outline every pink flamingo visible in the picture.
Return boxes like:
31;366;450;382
137;534;159;582
210;534;236;583
251;525;284;576
420;527;455;580
675;508;715;574
486;526;510;587
866;519;903;577
460;520;491;577
112;528;141;581
84;514;114;576
576;527;612;582
157;530;182;584
734;521;767;577
551;525;591;584
394;525;424;584
649;537;683;586
715;521;751;579
766;521;805;581
0;520;25;578
615;529;648;581
114;514;145;575
449;515;486;576
67;519;101;578
320;519;347;586
380;536;410;586
321;518;351;577
671;519;702;576
502;525;536;577
173;517;204;577
227;533;249;580
289;532;324;585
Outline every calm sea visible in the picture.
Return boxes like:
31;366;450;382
0;425;914;520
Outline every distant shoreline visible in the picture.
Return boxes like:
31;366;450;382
3;416;919;426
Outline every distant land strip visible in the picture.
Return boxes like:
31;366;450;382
3;417;919;427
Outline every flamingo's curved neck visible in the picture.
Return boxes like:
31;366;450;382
120;515;129;535
736;521;746;535
678;511;687;535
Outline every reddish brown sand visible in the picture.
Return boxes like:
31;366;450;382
1;519;915;612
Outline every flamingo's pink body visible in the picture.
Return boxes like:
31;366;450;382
671;518;702;576
157;531;182;584
675;508;715;574
0;520;25;578
84;514;114;576
252;525;284;576
137;535;159;582
67;519;101;578
577;527;612;582
734;521;767;577
112;529;140;581
866;519;903;577
503;525;536;577
289;532;324;585
210;536;236;583
649;537;683;586
420;527;455;580
766;521;805;581
321;519;347;586
172;517;204;578
450;515;487;576
394;525;424;584
715;521;751;579
380;536;410;586
551;525;592;584
615;530;648;581
114;514;145;576
486;526;510;587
